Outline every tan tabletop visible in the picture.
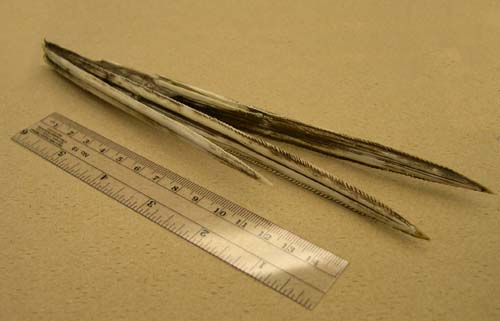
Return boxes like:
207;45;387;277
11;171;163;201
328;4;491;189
1;1;499;320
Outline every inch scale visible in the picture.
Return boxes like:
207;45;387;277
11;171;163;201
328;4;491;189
12;113;348;309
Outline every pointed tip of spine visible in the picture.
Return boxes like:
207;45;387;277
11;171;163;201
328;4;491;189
257;174;273;186
456;174;493;194
43;38;53;49
412;228;430;241
42;38;50;53
478;185;495;195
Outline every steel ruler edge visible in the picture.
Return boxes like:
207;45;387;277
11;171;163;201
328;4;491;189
11;112;348;310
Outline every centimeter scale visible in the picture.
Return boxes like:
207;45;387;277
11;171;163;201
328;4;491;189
11;113;348;309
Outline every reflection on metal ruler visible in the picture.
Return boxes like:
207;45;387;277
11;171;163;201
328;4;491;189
11;113;348;309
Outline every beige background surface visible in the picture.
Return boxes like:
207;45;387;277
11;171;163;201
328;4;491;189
1;1;499;320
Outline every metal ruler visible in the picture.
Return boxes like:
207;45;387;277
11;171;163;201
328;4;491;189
11;113;348;309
